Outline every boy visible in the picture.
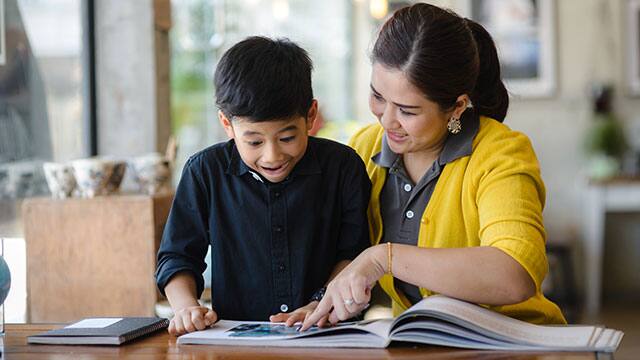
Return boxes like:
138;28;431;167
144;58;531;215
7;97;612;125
155;36;371;335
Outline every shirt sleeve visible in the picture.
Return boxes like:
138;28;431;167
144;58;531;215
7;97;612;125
474;130;548;291
155;155;210;298
336;150;372;261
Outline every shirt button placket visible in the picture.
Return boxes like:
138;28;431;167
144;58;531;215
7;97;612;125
271;186;290;313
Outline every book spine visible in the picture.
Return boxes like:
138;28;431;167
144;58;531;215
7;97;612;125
122;319;170;342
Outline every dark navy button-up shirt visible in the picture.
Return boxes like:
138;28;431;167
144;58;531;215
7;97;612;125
156;137;371;321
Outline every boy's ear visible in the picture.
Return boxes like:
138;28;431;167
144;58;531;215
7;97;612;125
218;110;235;139
305;99;318;132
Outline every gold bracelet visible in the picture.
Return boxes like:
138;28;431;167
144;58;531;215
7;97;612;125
386;242;392;275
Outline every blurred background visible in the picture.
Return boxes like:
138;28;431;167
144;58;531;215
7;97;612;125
0;0;639;356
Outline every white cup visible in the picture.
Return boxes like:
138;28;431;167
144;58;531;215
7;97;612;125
129;153;171;195
101;158;127;195
71;158;113;198
42;162;77;199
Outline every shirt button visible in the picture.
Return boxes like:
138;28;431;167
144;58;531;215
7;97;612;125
406;210;414;219
404;184;412;192
275;226;283;233
280;304;289;312
279;264;286;271
274;191;281;197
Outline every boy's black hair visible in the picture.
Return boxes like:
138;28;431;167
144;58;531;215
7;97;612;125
214;36;314;122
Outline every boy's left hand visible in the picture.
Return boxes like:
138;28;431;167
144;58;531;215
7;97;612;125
269;301;330;327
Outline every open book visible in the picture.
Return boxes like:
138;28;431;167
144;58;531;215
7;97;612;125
178;295;623;352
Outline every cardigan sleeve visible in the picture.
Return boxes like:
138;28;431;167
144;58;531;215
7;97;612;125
473;127;549;291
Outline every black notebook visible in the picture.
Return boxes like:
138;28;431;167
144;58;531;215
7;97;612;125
28;317;169;345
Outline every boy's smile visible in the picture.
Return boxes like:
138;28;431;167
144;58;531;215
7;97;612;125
219;101;317;183
259;160;290;178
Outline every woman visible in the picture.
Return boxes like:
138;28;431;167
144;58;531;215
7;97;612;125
301;3;565;330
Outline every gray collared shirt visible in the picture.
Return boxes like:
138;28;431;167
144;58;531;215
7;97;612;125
372;115;479;304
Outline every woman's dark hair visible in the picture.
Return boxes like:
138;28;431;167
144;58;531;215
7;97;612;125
214;36;313;122
371;3;508;122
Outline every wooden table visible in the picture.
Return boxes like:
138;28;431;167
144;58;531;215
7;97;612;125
1;324;599;359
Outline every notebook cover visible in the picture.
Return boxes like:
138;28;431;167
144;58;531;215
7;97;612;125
28;317;169;344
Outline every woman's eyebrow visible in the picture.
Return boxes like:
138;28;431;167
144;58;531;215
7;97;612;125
370;84;382;96
370;84;421;109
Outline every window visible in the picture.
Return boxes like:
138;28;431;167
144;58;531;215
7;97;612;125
0;0;89;323
0;0;87;237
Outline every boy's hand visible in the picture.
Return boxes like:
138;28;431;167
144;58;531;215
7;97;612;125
269;301;330;328
168;305;218;336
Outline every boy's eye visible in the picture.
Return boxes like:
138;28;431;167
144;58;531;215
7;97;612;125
280;136;296;143
247;140;263;146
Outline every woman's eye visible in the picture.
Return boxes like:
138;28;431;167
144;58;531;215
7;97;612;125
372;92;384;102
400;108;416;116
280;136;296;143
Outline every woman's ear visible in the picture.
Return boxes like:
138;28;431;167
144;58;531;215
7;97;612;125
452;94;472;119
218;110;235;139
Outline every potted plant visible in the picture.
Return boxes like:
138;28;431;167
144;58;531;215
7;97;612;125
585;85;628;180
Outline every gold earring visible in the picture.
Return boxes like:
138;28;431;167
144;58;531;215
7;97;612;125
447;116;462;134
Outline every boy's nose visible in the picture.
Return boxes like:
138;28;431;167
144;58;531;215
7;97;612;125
263;143;284;163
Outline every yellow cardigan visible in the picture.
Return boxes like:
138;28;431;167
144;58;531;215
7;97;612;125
349;116;566;325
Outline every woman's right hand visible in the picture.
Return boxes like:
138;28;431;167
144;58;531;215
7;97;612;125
168;305;218;336
300;245;387;331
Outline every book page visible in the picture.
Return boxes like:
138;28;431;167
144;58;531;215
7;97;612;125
357;318;394;339
398;296;598;348
178;320;390;348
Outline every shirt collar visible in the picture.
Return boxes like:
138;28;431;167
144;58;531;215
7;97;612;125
371;114;479;168
371;135;398;169
226;138;322;183
226;140;251;177
438;112;479;165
